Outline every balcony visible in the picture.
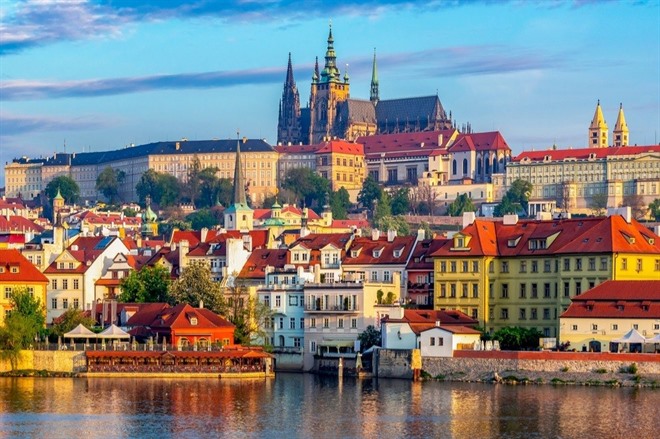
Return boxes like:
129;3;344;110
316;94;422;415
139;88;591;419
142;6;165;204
271;346;303;355
305;304;360;313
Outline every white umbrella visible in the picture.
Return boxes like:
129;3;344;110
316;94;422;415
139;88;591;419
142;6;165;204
611;329;647;344
63;323;96;339
97;324;130;339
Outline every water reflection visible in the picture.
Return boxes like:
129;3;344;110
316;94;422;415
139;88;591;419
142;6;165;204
0;375;658;438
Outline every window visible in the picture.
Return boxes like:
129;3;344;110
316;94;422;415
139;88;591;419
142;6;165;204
462;261;469;273
531;308;538;320
323;318;329;328
500;308;509;320
4;287;11;299
289;296;298;306
519;308;526;320
430;337;435;346
439;284;446;298
612;324;618;331
338;318;344;329
520;283;527;298
489;261;494;273
543;308;550;320
575;258;582;271
544;260;551;273
531;261;538;273
351;318;357;329
450;284;456;298
519;261;527;273
655;259;660;271
383;271;391;282
501;262;509;273
572;324;578;331
588;258;596;271
279;318;284;329
575;281;582;295
531;283;538;298
371;271;378;282
472;261;479;272
564;258;570;271
543;283;551;298
52;279;57;290
290;318;296;329
633;324;639;330
440;261;446;272
636;259;643;272
563;282;570;297
275;295;281;307
592;324;598;331
300;318;304;329
62;298;68;309
62;279;68;290
310;318;316;328
73;298;79;309
310;341;317;353
600;257;608;271
438;337;444;346
264;296;270;307
294;338;302;348
472;284;479;298
501;284;509;299
450;261;457;273
621;258;628;271
51;298;57;309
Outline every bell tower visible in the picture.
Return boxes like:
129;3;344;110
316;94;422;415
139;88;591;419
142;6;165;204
613;103;629;147
588;100;608;148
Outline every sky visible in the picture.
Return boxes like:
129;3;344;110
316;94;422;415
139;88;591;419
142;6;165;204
1;0;659;186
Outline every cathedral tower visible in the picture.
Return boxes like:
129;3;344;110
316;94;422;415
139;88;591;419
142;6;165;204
589;100;608;148
370;49;379;105
309;24;350;144
613;103;629;147
277;53;302;145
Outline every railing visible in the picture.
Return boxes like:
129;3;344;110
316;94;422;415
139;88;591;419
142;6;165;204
30;342;227;352
271;346;303;354
304;305;359;312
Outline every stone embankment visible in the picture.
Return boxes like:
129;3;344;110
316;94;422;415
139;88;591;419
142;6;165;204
376;349;660;387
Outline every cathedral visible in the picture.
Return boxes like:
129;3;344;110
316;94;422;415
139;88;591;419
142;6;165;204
277;25;457;146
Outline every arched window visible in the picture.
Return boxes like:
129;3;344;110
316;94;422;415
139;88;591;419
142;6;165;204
492;157;498;174
485;156;491;174
477;158;482;175
462;159;468;175
452;160;457;175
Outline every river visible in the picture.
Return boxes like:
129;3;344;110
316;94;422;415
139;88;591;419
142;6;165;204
0;374;658;438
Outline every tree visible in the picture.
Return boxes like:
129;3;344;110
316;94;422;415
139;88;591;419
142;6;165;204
447;193;476;216
556;182;572;215
330;188;351;220
169;261;226;314
357;175;382;209
411;184;438;217
376;215;410;236
373;191;392;223
390;187;410;216
183;155;202;207
649;199;660;221
622;194;647;220
282;168;330;208
357;325;381;352
494;179;532;217
51;308;97;337
45;175;80;204
186;209;218;230
136;169;180;207
0;288;45;369
95;166;125;204
492;326;543;350
589;192;608;216
118;265;171;303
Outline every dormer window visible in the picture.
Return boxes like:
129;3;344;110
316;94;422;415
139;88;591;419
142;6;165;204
508;236;521;248
393;247;403;258
10;266;19;274
190;317;198;325
373;248;382;258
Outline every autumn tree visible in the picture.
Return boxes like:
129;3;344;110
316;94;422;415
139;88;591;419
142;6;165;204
169;260;226;315
447;193;476;216
118;265;172;303
96;166;126;204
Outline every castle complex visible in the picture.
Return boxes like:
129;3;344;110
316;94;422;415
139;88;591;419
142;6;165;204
277;25;456;146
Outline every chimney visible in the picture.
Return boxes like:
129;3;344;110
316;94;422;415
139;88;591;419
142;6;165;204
387;229;397;242
300;227;310;238
416;228;426;241
462;211;476;229
200;227;208;243
199;300;204;309
242;234;253;251
371;229;380;241
503;214;519;225
607;206;632;224
178;239;189;269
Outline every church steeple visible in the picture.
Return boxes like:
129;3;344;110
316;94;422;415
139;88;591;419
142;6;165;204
233;136;247;206
370;48;379;105
277;52;302;145
613;103;629;147
224;134;253;231
588;99;608;148
320;23;340;83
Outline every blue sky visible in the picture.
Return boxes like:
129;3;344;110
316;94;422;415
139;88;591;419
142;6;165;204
1;0;659;186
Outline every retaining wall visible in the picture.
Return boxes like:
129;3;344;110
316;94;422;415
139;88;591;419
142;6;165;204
0;351;84;373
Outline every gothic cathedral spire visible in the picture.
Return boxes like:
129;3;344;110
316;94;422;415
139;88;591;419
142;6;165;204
233;135;247;206
276;52;302;145
224;134;253;231
588;99;608;148
613;103;629;147
370;48;379;105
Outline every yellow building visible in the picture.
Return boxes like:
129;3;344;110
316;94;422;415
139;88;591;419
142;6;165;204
432;212;660;338
315;140;366;201
0;249;49;325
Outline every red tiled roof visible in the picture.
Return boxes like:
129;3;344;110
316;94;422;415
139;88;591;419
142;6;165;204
358;130;455;161
561;281;660;319
275;144;322;154
343;235;416;266
44;236;122;274
406;238;448;270
384;309;479;335
331;219;370;229
315;140;364;155
431;220;498;257
512;145;660;163
420;325;482;335
290;233;353;251
125;303;171;326
238;248;288;279
447;131;511;153
129;303;234;331
0;216;44;234
253;206;321;221
0;249;48;283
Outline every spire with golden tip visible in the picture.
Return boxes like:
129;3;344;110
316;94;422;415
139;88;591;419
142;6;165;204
588;100;608;148
613;103;629;147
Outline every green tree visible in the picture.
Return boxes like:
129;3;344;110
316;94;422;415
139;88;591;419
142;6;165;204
50;308;97;337
357;175;382;209
123;207;138;217
95;166;126;204
282;168;330;208
649;199;660;221
169;260;226;314
492;326;543;350
45;175;80;204
186;209;218;230
447;193;476;216
494;179;532;217
589;192;609;216
391;187;410;215
357;325;381;352
136;170;180;207
118;265;172;303
0;289;45;369
330;188;351;220
226;282;273;346
376;215;410;236
374;191;392;223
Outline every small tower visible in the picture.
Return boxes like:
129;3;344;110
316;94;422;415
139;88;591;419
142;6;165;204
141;195;158;237
277;53;302;146
321;191;333;227
53;187;65;225
588;100;608;148
613;103;629;147
224;135;254;231
370;48;379;105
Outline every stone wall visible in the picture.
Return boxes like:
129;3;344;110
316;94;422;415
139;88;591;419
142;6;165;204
0;351;84;373
376;349;413;379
